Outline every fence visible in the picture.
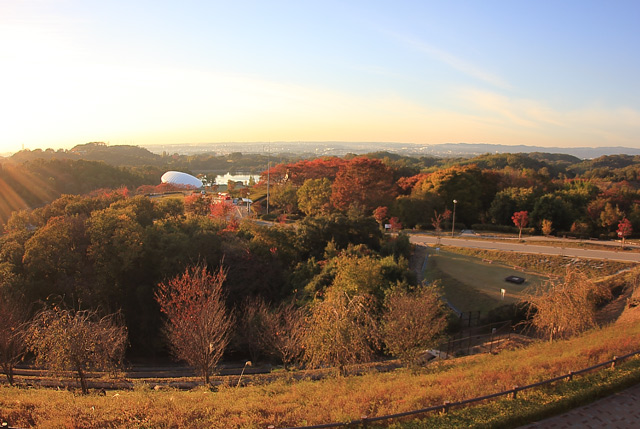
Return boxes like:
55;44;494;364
269;349;640;429
440;320;513;357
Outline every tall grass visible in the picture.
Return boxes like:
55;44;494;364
3;317;640;428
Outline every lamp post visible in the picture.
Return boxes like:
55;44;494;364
451;199;457;237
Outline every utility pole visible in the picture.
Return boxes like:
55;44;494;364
266;142;270;215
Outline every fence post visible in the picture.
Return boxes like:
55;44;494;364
568;371;574;381
360;415;368;427
442;401;450;414
512;386;519;399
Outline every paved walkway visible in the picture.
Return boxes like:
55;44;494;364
519;383;640;428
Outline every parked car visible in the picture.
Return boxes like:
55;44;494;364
505;275;525;284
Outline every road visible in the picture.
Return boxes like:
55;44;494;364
408;233;640;264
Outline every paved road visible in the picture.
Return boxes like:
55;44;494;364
408;234;640;264
518;382;640;428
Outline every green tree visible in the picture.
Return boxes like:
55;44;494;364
87;204;144;307
22;215;87;306
531;194;573;232
271;182;299;214
489;187;535;225
600;202;622;231
297;178;332;216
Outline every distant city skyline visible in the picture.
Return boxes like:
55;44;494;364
2;1;639;154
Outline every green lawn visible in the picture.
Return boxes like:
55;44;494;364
422;247;547;313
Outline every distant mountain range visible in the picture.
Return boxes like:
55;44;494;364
3;142;639;161
142;142;640;159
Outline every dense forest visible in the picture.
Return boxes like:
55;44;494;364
1;143;639;369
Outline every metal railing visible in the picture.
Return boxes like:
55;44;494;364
270;350;640;429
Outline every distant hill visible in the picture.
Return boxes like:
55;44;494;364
142;142;640;159
6;142;163;166
4;141;640;165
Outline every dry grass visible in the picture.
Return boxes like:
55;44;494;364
3;316;640;428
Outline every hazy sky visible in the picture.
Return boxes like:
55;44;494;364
2;0;639;154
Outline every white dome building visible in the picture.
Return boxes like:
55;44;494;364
160;171;203;188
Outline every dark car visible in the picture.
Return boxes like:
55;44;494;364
505;275;525;284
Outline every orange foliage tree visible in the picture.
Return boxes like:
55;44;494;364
331;157;397;213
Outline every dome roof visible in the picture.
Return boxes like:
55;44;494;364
160;171;203;188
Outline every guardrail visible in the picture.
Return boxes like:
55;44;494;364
269;349;640;429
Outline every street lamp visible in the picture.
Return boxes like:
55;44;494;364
451;199;457;237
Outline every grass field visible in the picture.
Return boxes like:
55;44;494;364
422;247;547;313
3;313;640;428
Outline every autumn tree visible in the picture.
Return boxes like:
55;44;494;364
381;285;449;364
210;200;235;218
373;206;389;229
431;209;451;245
388;216;403;232
617;217;633;247
262;302;306;370
26;307;128;394
523;268;611;342
412;165;490;226
302;288;379;375
331;157;397;213
155;264;234;384
541;219;553;236
600;202;622;232
184;193;212;216
512;210;529;240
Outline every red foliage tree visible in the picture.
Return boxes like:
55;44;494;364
261;157;346;187
512;210;529;239
184;193;212;216
389;216;403;232
331;157;398;213
210;200;235;220
373;206;389;228
155;264;234;384
617;217;633;247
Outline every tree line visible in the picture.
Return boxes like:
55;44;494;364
1;184;442;388
261;153;640;239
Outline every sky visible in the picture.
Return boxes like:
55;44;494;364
1;0;640;154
